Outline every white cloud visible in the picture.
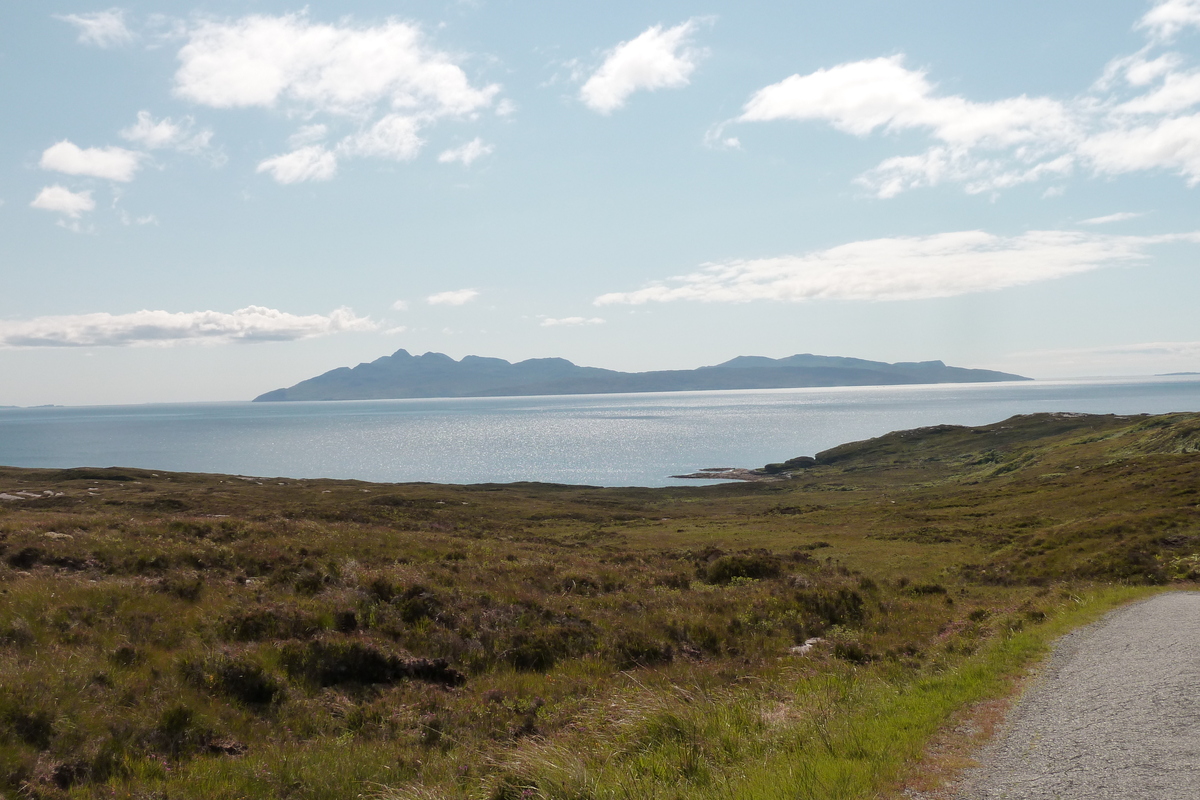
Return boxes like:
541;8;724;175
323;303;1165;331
40;141;142;182
339;114;423;161
580;20;705;114
175;14;498;114
732;4;1200;196
391;299;409;311
1138;0;1200;42
595;230;1200;305
171;12;499;177
1077;114;1200;183
739;56;1075;148
0;306;376;348
1081;211;1146;225
55;9;134;48
540;317;605;327
426;289;479;306
120;111;213;154
118;210;158;226
30;186;95;218
256;146;337;184
438;137;493;165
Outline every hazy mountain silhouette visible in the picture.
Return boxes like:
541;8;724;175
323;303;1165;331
253;350;1029;402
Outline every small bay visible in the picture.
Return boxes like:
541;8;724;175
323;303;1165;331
2;376;1199;486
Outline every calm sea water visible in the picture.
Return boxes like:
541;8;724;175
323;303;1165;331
2;376;1199;486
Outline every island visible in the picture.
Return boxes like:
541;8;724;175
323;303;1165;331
253;350;1029;401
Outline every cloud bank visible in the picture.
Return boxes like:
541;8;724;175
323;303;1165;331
172;13;501;182
733;0;1200;196
580;20;705;113
595;230;1200;305
0;307;375;348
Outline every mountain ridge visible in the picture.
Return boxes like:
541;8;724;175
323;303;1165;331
253;350;1030;402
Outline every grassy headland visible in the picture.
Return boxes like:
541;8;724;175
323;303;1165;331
1;412;1197;799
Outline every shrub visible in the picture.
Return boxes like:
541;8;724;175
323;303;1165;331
220;607;324;641
182;653;283;706
0;617;35;647
157;573;204;601
151;705;210;759
394;585;442;623
701;552;782;584
6;547;42;569
653;571;692;590
833;641;872;664
795;588;866;631
293;571;326;596
7;706;55;750
610;631;674;669
278;639;465;687
501;623;597;672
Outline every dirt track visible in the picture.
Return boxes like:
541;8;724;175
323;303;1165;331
953;592;1200;799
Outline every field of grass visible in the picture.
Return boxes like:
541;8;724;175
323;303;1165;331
1;411;1197;799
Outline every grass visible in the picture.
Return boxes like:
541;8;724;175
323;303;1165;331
0;411;1196;798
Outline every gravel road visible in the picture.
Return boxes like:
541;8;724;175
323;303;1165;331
953;591;1200;799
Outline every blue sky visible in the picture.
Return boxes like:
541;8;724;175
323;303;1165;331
2;0;1200;405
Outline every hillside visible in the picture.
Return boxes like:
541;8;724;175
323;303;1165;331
253;350;1029;401
0;412;1195;799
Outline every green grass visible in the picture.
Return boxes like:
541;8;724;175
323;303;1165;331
0;411;1197;799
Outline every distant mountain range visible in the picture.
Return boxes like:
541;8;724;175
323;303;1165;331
253;350;1029;402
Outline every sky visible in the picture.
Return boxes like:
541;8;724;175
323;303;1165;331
2;0;1200;405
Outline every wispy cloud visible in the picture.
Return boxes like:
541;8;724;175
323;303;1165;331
595;230;1200;305
1138;0;1200;41
256;146;337;184
1081;211;1146;225
1006;340;1200;376
540;316;605;327
0;306;376;348
55;9;134;48
120;111;213;155
580;19;706;114
40;141;142;182
729;1;1200;196
438;138;494;166
30;186;95;218
171;12;501;183
426;289;479;306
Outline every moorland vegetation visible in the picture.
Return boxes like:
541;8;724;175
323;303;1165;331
0;411;1198;799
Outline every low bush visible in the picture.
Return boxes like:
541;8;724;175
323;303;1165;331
278;639;465;687
795;587;867;631
181;652;283;706
701;552;782;584
220;606;324;641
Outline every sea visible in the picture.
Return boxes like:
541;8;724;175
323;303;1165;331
2;375;1199;487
